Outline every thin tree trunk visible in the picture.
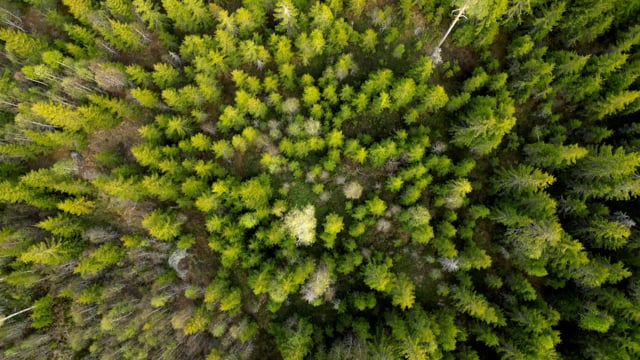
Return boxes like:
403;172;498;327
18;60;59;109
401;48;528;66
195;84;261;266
1;306;35;323
432;3;470;62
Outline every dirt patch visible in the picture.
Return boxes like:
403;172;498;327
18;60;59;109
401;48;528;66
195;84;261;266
442;42;478;76
490;32;510;67
100;196;154;234
78;118;143;179
111;32;169;69
23;7;64;38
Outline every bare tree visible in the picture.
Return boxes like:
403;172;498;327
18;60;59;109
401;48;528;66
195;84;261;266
0;306;35;326
431;2;470;65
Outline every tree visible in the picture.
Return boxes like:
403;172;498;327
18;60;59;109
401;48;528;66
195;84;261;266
273;0;298;34
234;7;261;35
105;20;147;52
494;165;555;193
74;243;124;276
320;213;343;249
152;62;180;89
30;296;53;329
93;175;147;201
450;283;502;325
524;142;588;169
0;28;46;63
578;305;615;333
589;90;640;120
57;196;95;216
163;115;193;139
529;1;566;40
239;39;270;68
284;204;317;246
442;178;472;209
0;306;35;327
577;217;631;250
236;175;272;210
450;95;516;155
327;18;352;52
300;262;332;304
162;0;213;32
309;2;334;31
504;219;562;261
36;213;85;237
131;87;161;108
363;260;395;293
557;0;615;46
369;140;398;168
302;85;321;108
391;78;417;109
391;273;415;310
19;238;74;265
343;181;363;199
31;102;83;132
141;209;184;241
360;29;378;53
430;1;471;64
296;30;325;64
431;0;508;63
385;307;449;359
273;318;314;360
572;145;640;181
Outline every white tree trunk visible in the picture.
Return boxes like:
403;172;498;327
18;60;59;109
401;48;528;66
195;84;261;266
431;4;470;64
0;306;35;326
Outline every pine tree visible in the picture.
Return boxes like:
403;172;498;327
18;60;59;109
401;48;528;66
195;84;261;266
273;0;298;34
450;283;502;325
0;28;46;63
74;243;124;276
524;142;588;169
163;115;193;139
577;217;631;250
161;0;213;33
142;173;180;201
504;219;562;260
450;95;516;155
30;296;54;329
572;145;640;181
20;238;75;265
236;175;272;210
363;260;395;293
141;209;184;241
391;273;415;310
273;318;314;360
152;62;180;89
31;102;83;132
494;164;555;193
390;78;417;109
37;213;85;238
57;196;96;216
320;213;343;249
105;20;147;52
442;178;472;209
126;64;153;87
589;90;640;120
130;88;161;108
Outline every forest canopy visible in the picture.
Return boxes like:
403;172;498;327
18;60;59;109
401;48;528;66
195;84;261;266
1;0;640;359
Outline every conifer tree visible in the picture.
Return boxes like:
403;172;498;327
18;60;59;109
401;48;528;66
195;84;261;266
524;142;588;169
494;164;555;193
141;209;184;241
161;0;213;33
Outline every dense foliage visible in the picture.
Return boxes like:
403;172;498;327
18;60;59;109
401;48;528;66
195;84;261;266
1;0;640;359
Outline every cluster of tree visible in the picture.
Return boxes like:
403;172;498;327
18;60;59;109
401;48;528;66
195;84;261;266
0;0;639;359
